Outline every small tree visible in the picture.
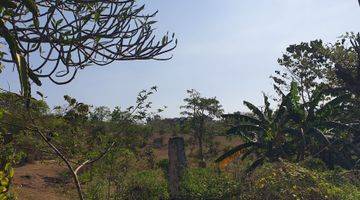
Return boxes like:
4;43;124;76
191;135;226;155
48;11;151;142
180;89;223;167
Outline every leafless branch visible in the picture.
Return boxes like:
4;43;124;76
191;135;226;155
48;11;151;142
1;0;177;85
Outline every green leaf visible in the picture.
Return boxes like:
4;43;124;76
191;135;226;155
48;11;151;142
8;169;13;179
16;53;31;100
0;21;18;52
0;178;9;187
316;94;350;116
263;94;272;120
309;128;330;145
0;192;7;200
222;113;262;126
215;142;260;163
22;0;39;16
321;121;352;131
227;124;264;135
3;164;10;172
245;156;265;173
240;148;256;161
28;69;42;86
56;19;63;27
0;0;16;9
0;20;31;102
22;0;39;28
243;101;268;125
94;12;100;22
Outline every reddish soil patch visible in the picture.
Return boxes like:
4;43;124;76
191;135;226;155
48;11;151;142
12;160;75;200
10;134;242;199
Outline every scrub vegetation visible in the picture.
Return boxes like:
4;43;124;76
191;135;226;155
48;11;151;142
1;0;360;199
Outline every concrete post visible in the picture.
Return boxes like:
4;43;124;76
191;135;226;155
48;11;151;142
168;137;187;199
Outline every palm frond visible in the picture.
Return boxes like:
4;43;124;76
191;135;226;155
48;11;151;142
222;113;263;126
316;94;351;116
245;156;266;174
309;128;330;145
215;142;260;163
243;101;268;125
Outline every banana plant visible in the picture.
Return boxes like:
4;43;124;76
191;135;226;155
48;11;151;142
285;84;355;168
216;82;356;171
216;91;296;172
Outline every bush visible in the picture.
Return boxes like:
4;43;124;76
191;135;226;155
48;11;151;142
121;170;169;200
236;161;360;200
85;179;107;200
0;163;15;199
179;168;238;199
157;159;169;177
301;157;328;171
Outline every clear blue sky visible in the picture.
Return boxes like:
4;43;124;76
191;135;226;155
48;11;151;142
1;0;360;117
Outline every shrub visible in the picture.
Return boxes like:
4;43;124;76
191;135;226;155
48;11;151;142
0;163;14;200
179;168;238;199
157;159;169;177
301;157;328;171
121;170;169;200
244;162;327;200
85;179;107;200
235;161;360;200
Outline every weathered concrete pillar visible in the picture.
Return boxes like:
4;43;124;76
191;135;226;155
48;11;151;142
168;137;187;199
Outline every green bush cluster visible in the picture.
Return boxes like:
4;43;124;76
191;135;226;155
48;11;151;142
236;160;360;200
179;168;239;199
83;157;360;200
0;163;14;200
121;170;169;200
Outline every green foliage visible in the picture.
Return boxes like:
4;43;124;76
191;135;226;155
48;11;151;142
0;106;14;199
90;106;111;122
82;147;138;200
85;180;107;200
179;168;238;199
219;77;358;171
110;86;165;124
157;159;169;177
181;89;224;166
271;40;332;101
121;170;169;200
218;91;297;171
180;89;223;119
239;161;360;200
0;163;14;200
301;158;328;171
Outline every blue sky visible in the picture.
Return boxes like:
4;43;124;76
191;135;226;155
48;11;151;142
1;0;360;117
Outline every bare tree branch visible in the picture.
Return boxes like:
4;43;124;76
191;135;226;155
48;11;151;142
1;0;177;85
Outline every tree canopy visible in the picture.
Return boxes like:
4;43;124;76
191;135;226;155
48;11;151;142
0;0;176;100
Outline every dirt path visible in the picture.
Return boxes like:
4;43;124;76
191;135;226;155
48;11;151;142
12;160;74;200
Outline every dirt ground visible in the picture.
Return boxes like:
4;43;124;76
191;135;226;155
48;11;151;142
12;160;74;200
10;134;241;199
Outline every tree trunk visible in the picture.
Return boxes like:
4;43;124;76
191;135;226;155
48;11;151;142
198;136;206;168
197;120;206;168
